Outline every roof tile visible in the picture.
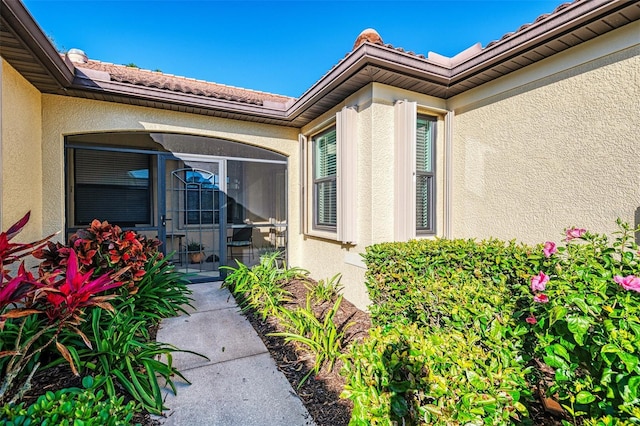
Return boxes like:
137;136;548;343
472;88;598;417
75;59;294;107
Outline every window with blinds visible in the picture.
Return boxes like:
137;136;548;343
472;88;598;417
416;115;435;232
313;127;337;228
73;149;151;226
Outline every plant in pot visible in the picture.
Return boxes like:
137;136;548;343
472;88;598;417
187;240;205;264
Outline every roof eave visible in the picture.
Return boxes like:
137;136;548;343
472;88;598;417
287;43;451;120
0;0;74;89
450;0;639;84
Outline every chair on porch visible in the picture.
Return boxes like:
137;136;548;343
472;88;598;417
227;226;254;261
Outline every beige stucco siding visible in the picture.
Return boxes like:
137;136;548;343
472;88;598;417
1;60;43;241
449;27;640;244
40;95;300;249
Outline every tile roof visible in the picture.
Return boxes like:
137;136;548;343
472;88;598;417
75;59;294;107
348;0;580;65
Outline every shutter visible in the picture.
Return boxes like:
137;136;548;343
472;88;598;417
337;106;358;244
394;100;417;241
299;134;307;234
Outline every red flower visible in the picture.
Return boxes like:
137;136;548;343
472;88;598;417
533;294;549;303
526;315;537;325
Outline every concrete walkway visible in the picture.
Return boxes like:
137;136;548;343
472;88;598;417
154;282;315;426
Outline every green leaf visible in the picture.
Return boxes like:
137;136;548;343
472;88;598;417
622;376;640;402
567;316;590;346
552;344;570;362
618;352;639;374
576;391;596;404
549;305;567;327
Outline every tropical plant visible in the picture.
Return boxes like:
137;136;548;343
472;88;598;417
305;273;343;302
0;376;139;425
0;213;125;405
34;219;162;288
522;221;640;421
221;252;307;320
272;293;352;385
65;305;206;415
117;253;193;323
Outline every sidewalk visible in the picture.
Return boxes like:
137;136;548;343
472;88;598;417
154;282;315;426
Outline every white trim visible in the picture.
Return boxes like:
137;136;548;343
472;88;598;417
394;100;417;241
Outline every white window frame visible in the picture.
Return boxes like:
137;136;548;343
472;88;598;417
303;106;357;243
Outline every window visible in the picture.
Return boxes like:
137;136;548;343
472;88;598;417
394;100;438;240
73;149;151;227
185;169;219;224
416;115;436;233
312;127;337;229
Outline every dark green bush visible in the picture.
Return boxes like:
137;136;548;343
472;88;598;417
0;376;139;425
342;323;529;425
363;238;540;329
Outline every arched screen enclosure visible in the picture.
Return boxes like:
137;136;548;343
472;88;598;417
65;132;287;282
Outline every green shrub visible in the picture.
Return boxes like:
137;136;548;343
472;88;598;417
363;238;539;329
0;376;139;425
342;323;529;425
523;222;640;420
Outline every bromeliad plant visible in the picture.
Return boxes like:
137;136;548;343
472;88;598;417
0;213;125;404
35;219;162;288
523;221;640;421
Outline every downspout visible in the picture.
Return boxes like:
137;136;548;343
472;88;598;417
444;110;454;239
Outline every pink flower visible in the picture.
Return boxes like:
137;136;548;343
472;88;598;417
533;293;549;303
531;271;549;292
565;227;586;241
614;275;640;293
543;241;557;258
526;315;537;324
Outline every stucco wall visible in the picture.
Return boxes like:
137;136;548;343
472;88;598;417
449;23;640;244
1;60;43;241
40;95;300;250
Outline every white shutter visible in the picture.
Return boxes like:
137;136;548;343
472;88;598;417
394;100;417;241
337;106;358;244
298;133;307;234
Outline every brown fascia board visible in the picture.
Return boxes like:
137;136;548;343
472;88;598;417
285;42;451;120
449;0;636;84
70;75;290;121
1;0;74;88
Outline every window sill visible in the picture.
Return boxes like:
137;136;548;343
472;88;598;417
305;227;339;242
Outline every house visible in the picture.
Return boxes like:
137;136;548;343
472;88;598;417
1;0;638;309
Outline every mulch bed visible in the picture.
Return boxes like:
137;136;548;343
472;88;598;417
241;278;371;426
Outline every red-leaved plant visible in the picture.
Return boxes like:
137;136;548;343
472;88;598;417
0;213;125;404
35;219;162;290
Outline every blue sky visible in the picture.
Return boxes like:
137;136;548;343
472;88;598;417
23;0;562;98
